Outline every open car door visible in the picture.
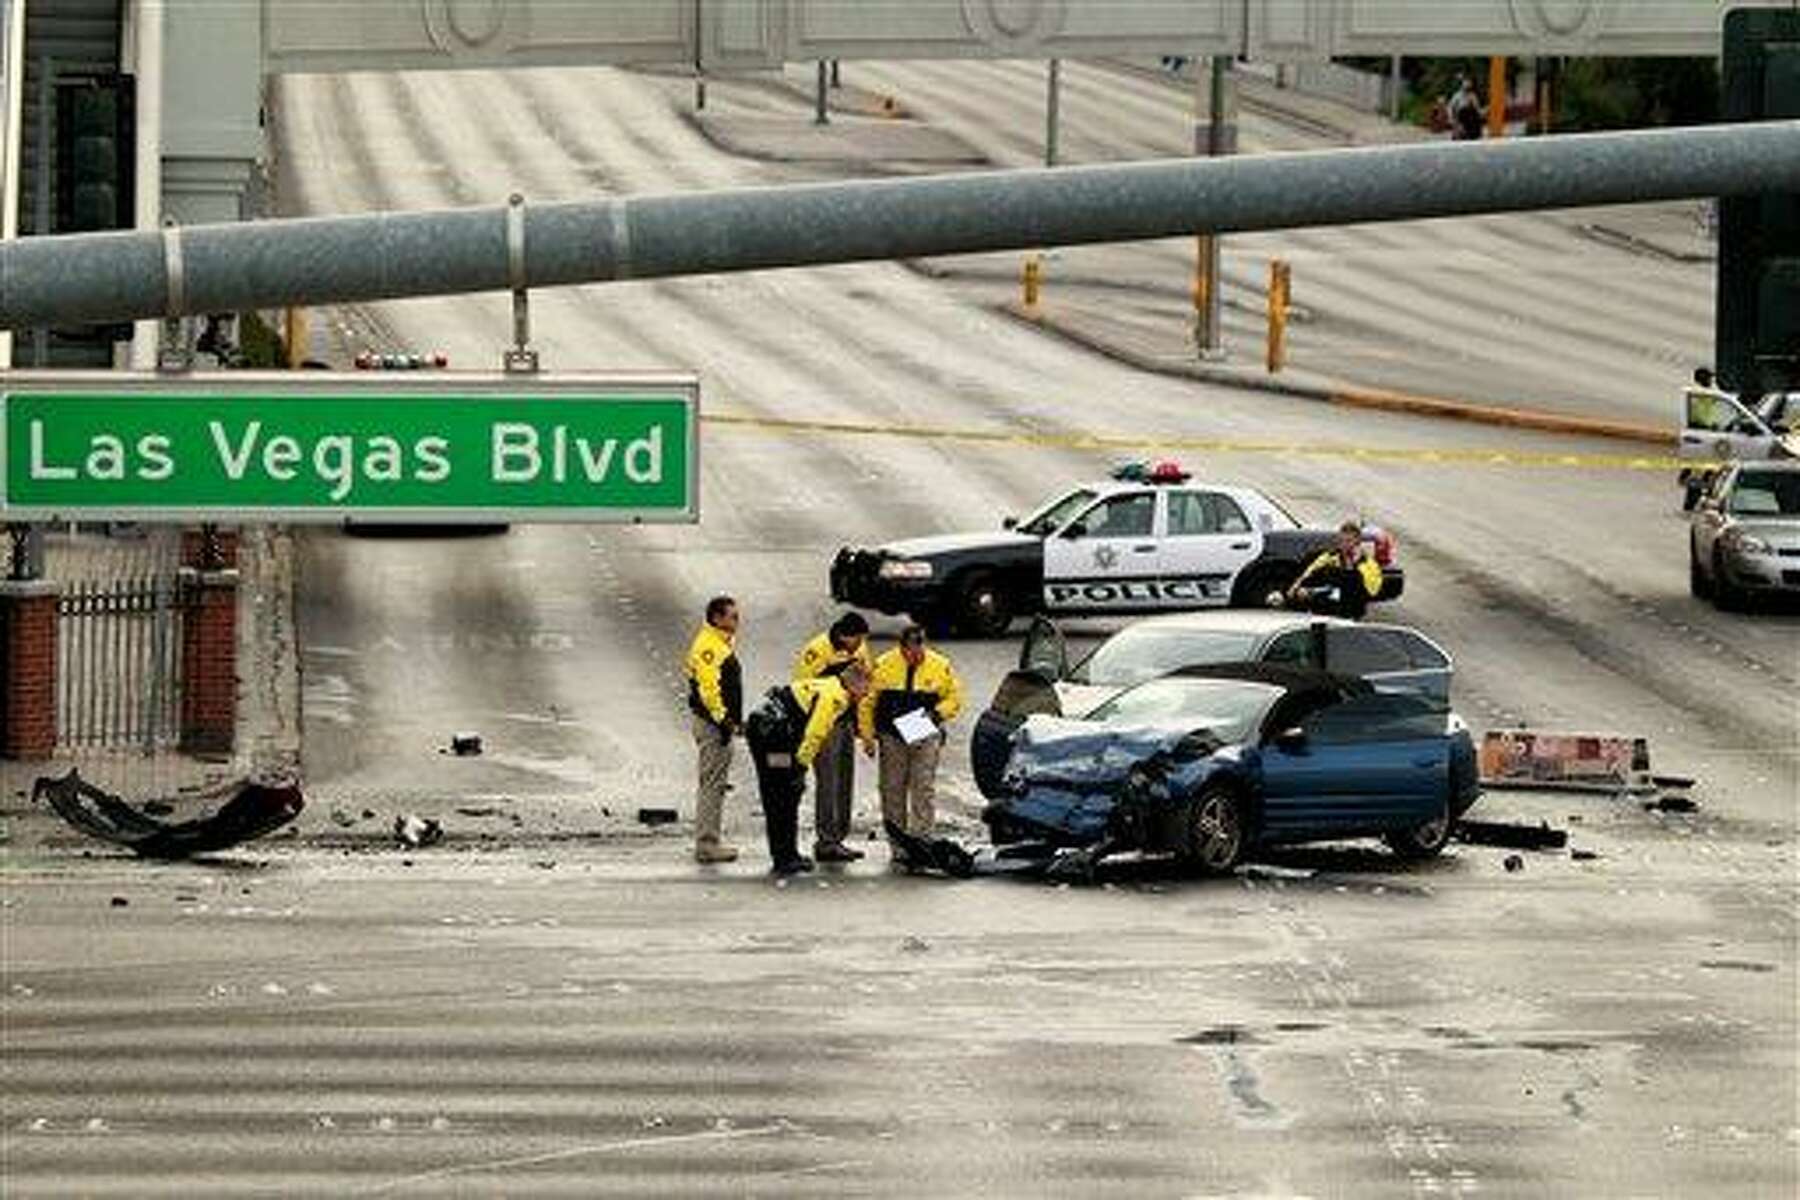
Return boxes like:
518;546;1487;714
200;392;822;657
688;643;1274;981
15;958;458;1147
971;651;1066;800
1017;615;1069;677
1680;387;1778;465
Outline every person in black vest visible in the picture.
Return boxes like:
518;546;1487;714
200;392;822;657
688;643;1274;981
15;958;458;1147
745;664;872;876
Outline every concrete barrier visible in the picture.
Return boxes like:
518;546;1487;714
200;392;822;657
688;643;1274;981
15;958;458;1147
1479;730;1651;789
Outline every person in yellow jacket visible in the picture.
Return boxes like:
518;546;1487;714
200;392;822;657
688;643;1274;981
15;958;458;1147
791;612;874;863
1286;521;1383;620
857;625;964;867
745;664;872;876
684;596;743;864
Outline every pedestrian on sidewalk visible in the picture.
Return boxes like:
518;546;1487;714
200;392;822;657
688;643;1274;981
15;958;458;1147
685;595;743;864
1447;76;1485;141
745;665;872;876
791;611;874;863
858;625;964;868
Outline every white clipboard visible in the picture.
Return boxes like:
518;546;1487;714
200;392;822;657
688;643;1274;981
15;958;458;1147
893;708;938;746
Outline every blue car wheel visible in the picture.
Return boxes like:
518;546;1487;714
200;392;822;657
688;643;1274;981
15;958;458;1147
1385;799;1453;860
1184;786;1246;874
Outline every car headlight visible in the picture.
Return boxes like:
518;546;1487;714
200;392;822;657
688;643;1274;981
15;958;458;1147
877;559;934;580
1726;530;1772;555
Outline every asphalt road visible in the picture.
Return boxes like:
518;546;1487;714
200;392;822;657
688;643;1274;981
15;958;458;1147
3;63;1795;1197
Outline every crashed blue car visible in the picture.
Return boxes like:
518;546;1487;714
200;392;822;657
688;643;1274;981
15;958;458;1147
978;665;1481;874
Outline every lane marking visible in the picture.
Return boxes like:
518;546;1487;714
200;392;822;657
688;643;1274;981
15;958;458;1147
358;1121;788;1194
703;411;1686;471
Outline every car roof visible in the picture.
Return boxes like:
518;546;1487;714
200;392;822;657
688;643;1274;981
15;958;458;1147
1731;459;1800;474
1165;662;1374;697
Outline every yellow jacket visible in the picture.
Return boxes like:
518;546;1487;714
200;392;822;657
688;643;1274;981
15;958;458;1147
1295;549;1383;598
684;623;741;726
858;647;963;742
790;676;857;768
791;631;874;683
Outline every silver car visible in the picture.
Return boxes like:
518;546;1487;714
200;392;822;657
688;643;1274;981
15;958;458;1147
1689;461;1800;609
1019;610;1454;711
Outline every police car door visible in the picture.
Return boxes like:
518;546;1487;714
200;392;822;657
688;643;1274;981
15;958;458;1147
1158;489;1262;607
1680;387;1777;464
1041;491;1161;613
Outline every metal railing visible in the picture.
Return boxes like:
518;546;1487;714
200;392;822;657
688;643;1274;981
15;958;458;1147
56;574;186;751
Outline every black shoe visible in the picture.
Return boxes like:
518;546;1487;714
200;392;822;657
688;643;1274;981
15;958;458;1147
771;857;815;876
814;843;865;863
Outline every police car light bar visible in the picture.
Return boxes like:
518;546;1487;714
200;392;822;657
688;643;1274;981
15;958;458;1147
1109;459;1191;484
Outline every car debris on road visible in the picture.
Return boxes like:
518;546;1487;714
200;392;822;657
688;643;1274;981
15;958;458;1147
32;769;304;860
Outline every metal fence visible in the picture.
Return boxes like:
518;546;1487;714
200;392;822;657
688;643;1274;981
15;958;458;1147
56;574;187;751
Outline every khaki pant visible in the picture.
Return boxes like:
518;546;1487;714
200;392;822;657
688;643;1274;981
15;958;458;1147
691;712;733;847
812;719;855;852
878;731;941;844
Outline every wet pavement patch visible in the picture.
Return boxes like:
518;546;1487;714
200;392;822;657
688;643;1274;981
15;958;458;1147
1177;1025;1263;1045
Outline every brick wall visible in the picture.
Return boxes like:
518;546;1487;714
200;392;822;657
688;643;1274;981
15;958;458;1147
179;569;239;756
1;582;61;760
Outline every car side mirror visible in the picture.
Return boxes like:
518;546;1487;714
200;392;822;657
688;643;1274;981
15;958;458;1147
1061;521;1087;540
1002;516;1018;531
1274;726;1308;752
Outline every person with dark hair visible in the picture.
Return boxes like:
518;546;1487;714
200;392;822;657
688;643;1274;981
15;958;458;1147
1287;521;1383;620
859;625;964;868
1447;75;1485;141
685;595;742;863
745;664;872;876
791;611;874;862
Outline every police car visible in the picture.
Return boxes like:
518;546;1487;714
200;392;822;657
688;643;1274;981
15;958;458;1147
830;461;1404;637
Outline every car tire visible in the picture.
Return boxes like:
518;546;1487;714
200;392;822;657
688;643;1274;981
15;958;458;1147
951;571;1014;639
1182;786;1248;875
1385;799;1453;861
1681;479;1703;512
1711;548;1745;612
1232;562;1297;609
1689;541;1712;599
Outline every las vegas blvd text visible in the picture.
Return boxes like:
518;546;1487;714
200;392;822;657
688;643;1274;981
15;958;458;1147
23;419;666;501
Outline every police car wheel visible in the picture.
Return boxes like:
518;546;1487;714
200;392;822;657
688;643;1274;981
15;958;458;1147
952;571;1014;638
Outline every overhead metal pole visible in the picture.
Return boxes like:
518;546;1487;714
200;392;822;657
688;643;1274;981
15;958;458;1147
0;0;23;368
128;0;165;370
4;121;1800;332
1194;55;1235;358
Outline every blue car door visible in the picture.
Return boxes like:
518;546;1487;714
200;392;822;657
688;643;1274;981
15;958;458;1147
1261;693;1448;840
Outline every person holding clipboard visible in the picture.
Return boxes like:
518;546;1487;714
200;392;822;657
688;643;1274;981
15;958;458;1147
858;625;964;868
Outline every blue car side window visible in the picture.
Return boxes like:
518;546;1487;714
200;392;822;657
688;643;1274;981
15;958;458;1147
1302;693;1442;744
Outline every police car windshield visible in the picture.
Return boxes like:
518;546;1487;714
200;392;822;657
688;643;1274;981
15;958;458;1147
1019;489;1099;536
1072;628;1264;686
1085;678;1279;743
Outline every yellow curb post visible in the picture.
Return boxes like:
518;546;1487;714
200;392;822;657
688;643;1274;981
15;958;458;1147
283;306;308;369
1488;55;1508;139
1022;253;1043;314
1265;259;1291;374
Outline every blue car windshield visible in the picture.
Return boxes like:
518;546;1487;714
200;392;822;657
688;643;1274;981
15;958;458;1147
1084;677;1281;742
1072;627;1265;685
1018;488;1099;536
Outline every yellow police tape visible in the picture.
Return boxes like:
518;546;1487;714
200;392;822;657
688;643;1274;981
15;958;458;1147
702;411;1687;471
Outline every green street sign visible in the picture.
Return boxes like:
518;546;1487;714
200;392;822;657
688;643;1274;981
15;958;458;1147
0;371;698;523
